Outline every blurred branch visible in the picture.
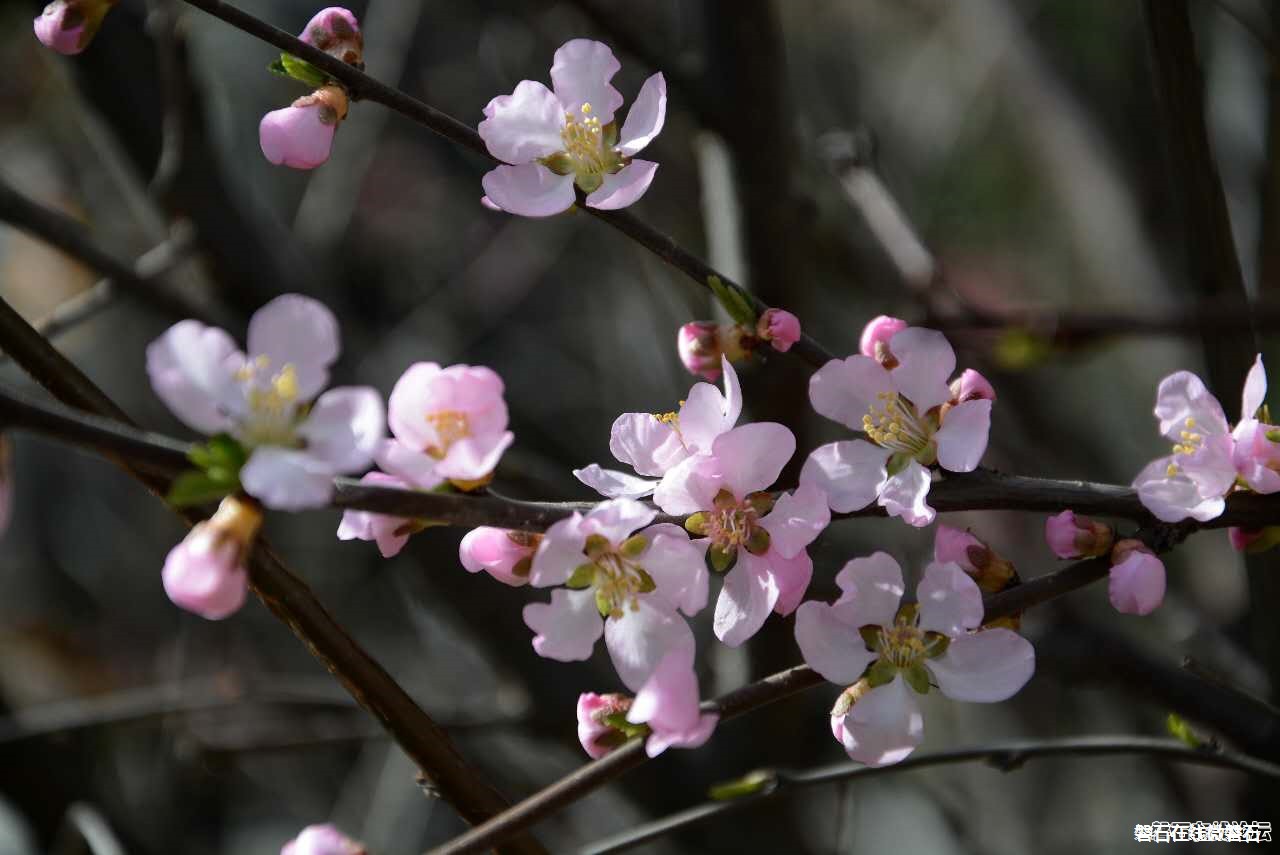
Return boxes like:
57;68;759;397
173;0;836;368
574;736;1280;855
0;296;543;854
146;0;186;197
53;804;125;855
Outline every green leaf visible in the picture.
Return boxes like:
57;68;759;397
601;711;649;740
167;471;232;508
707;275;757;326
1166;712;1201;748
269;53;329;88
708;769;776;801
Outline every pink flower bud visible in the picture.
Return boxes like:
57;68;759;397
677;321;723;381
1228;527;1261;552
0;435;12;537
576;692;633;759
260;87;348;170
162;495;262;620
300;7;363;66
949;368;996;403
1108;540;1165;616
933;524;1015;593
858;315;908;365
1045;510;1114;559
281;824;366;855
336;472;418;558
459;527;538;586
755;308;801;353
34;0;113;55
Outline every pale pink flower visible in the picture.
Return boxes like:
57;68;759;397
281;824;365;855
576;692;633;759
1108;540;1165;616
336;471;417;558
162;496;262;621
377;362;513;491
626;646;718;758
522;498;706;690
949;369;996;404
678;322;723;381
795;553;1035;766
459;527;538;586
756;309;801;353
478;39;666;216
664;424;830;645
801;327;992;527
575;357;741;501
1044;510;1113;559
147;295;384;511
34;0;113;55
260;87;347;170
300;7;362;64
859;315;908;364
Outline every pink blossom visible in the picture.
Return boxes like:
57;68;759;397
162;496;262;620
575;357;741;501
260;87;347;170
678;322;723;381
459;527;538;586
800;327;992;527
34;0;113;55
300;7;362;65
1044;510;1113;559
576;692;632;758
281;824;365;855
626;647;718;758
147;294;385;511
664;424;830;645
1108;540;1166;616
795;553;1035;766
756;309;801;353
522;498;706;690
477;39;666;216
377;362;513;492
858;315;908;365
932;524;1014;593
0;435;12;538
949;369;996;404
336;471;418;558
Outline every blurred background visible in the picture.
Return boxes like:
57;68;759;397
1;0;1277;851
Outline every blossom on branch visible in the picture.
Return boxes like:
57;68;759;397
801;322;993;526
1108;539;1165;616
756;308;801;353
626;646;718;758
147;294;384;511
576;692;635;758
1044;510;1113;560
523;498;706;691
478;39;666;216
795;552;1035;766
281;824;366;855
336;471;421;558
34;0;116;55
933;524;1017;594
459;527;539;586
162;495;262;620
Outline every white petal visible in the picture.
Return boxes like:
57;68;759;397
677;366;739;453
573;464;659;499
437;431;514;481
146;320;241;434
297;386;385;473
934;399;991;473
605;598;694;691
916;561;983;636
529;513;587;587
375;438;444;490
887;327;955;412
246;294;340;400
927;629;1035;702
832;552;905;625
799;441;890;513
582;497;656;544
713;551;780;646
523;588;603;661
586;160;658;211
809;356;893;431
794;601;877;684
652;454;714;515
705;423;795;498
240;447;335;510
1154;370;1231;440
477;79;566;163
638;523;709;616
550;39;624;124
608;413;684;476
1133;456;1226;523
618;73;667;155
834;676;924;767
481;163;576;218
762;484;831;559
1242;354;1267;420
878;459;935;527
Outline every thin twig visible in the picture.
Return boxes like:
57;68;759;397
574;736;1280;854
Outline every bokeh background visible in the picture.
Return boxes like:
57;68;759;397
1;0;1277;852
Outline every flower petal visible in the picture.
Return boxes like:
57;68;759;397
917;561;983;636
259;104;337;170
794;600;877;684
1242;354;1267;420
1232;419;1280;494
523;588;603;662
1133;456;1226;523
246;294;340;401
618;73;667;155
437;431;514;481
481;163;576;218
477;79;566;163
809;356;893;431
638;523;708;616
927;628;1035;702
677;361;741;452
550;39;624;124
605;598;694;691
336;471;413;558
761;484;831;559
297;386;385;473
799;441;890;513
704;423;795;498
375;438;445;491
833;676;924;767
651;454;713;515
609;413;685;477
1109;551;1166;615
713;551;781;646
586;160;658;211
581;497;657;544
878;458;935;527
239;447;335;510
769;547;813;616
832;552;905;624
529;512;587;588
934;399;991;473
574;463;659;499
887;327;955;412
146;320;241;434
1154;370;1231;440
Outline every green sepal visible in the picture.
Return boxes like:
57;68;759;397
602;121;619;149
885;452;912;477
902;664;932;694
1166;712;1201;748
858;625;882;652
540;151;575;176
745;526;771;556
684;512;709;536
584;533;611;560
1266;428;1280;444
707;543;737;574
619;534;648;559
566;562;597;589
922;631;950;659
512;556;533;579
865;658;897;688
269;53;329;89
712;488;738;510
708;769;776;801
166;471;233;508
601;711;649;740
595;587;615;618
746;491;776;515
707;275;757;326
575;172;604;194
633;566;657;593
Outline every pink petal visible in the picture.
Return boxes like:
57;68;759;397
1109;551;1166;615
436;432;514;481
676;360;741;452
246;294;340;400
916;561;983;636
280;823;364;855
761;484;830;559
162;530;248;620
608;413;684;476
523;588;603;661
585;160;659;211
477;79;566;164
758;309;801;352
618;73;667;155
651;455;711;515
637;523;708;616
146;320;241;434
374;438;444;491
927;628;1035;702
809;356;893;432
240;447;335;510
549;39;624;124
576;693;630;759
605;598;694;691
713;551;781;646
833;676;924;767
260;104;338;170
336;471;412;558
949;368;996;403
933;524;982;572
858;316;908;358
573;464;658;499
769;547;813;616
385;362;443;449
704;423;795;498
529;512;587;587
481;163;577;217
1044;511;1083;559
934;398;991;473
799;440;890;514
1133;456;1226;523
1241;354;1267;420
581;497;657;544
34;2;89;55
459;527;533;586
794;600;877;684
832;552;905;624
887;327;955;412
877;458;935;527
1154;370;1230;441
297;386;385;472
1231;419;1280;494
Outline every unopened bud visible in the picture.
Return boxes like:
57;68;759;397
300;7;364;67
162;495;262;621
458;526;539;586
1044;510;1113;559
1108;539;1165;616
577;692;634;758
677;322;724;381
755;308;801;353
934;524;1016;593
281;823;366;855
949;368;996;404
259;85;349;170
34;0;117;56
858;315;908;367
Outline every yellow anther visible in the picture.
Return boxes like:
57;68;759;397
1185;417;1196;428
581;102;592;114
1166;462;1180;476
272;364;299;401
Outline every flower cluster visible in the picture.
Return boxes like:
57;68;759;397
677;309;801;381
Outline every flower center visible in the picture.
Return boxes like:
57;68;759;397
707;501;760;551
684;490;774;571
1166;417;1203;476
572;533;656;619
235;356;304;448
861;391;933;456
425;409;471;459
560;103;613;177
877;621;927;670
859;604;950;694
